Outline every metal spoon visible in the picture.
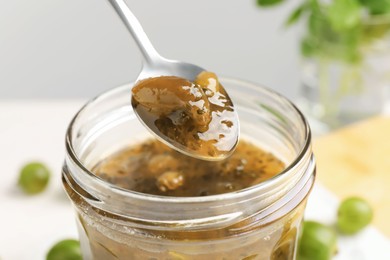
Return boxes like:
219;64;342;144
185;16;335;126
108;0;239;160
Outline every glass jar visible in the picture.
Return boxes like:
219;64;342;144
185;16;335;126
62;78;315;260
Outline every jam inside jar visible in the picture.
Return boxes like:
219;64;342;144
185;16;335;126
62;78;315;260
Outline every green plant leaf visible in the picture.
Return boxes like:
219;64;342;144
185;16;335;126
300;37;317;57
358;0;390;14
257;0;285;7
308;11;330;36
308;0;320;9
285;4;307;26
327;0;362;32
303;10;362;63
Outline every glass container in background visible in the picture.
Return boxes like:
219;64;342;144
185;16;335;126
62;78;315;259
297;13;390;133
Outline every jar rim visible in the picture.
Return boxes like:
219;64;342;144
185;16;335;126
65;77;312;204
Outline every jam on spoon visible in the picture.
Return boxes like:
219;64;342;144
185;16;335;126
131;71;239;160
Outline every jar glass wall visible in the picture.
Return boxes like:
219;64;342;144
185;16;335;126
62;78;315;260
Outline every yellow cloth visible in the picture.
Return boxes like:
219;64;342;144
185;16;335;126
314;116;390;237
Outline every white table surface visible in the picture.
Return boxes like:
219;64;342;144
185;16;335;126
1;100;389;260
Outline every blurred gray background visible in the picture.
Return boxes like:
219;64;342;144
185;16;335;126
0;0;300;99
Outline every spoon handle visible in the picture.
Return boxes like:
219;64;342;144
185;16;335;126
107;0;162;64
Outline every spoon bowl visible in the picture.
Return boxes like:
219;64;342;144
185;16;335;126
108;0;239;160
